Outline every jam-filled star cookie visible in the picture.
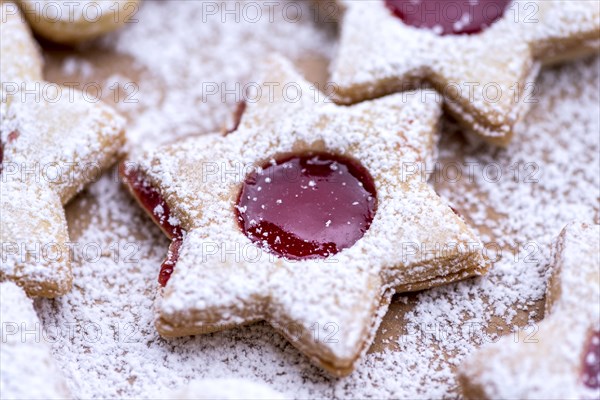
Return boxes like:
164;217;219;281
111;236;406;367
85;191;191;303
121;55;489;376
458;221;600;399
0;282;71;398
8;0;139;44
327;0;600;145
0;3;126;297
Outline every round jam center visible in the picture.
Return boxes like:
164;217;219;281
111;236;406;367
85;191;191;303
236;153;377;260
385;0;511;35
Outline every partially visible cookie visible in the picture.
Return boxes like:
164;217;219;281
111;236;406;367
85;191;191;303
165;379;286;400
14;0;139;44
0;281;71;399
458;221;600;399
327;0;600;145
0;1;42;84
121;55;489;376
0;2;126;297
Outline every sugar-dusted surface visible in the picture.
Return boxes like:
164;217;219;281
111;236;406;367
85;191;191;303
0;2;125;297
126;55;486;375
0;282;71;399
457;222;600;399
0;2;43;84
162;378;287;399
27;0;600;398
102;0;335;154
0;81;125;296
330;0;600;143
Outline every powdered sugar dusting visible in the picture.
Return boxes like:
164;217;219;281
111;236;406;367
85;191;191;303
0;282;71;399
341;56;599;398
331;0;600;143
457;222;600;399
17;0;599;398
103;0;335;153
1;2;125;297
163;378;287;399
126;55;486;375
0;2;43;83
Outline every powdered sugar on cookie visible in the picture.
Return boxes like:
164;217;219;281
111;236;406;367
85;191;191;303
121;55;487;376
330;0;600;144
0;2;43;84
458;222;600;399
100;0;335;154
0;282;71;399
1;3;126;297
22;1;600;398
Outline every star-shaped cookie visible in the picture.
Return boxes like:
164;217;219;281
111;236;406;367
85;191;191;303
327;0;600;145
121;55;489;376
458;221;600;399
10;0;140;44
0;3;126;297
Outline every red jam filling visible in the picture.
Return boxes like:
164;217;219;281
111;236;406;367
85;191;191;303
385;0;511;35
235;153;377;260
582;329;600;389
120;163;183;286
159;240;182;287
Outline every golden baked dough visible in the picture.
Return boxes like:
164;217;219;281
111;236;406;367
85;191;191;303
15;0;140;44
